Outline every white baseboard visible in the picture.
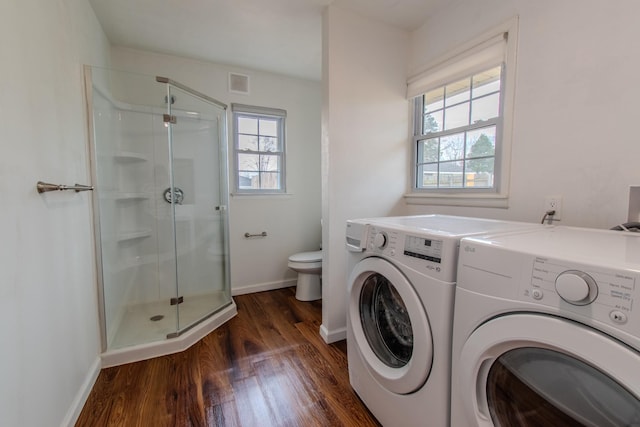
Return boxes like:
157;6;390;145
232;278;297;296
320;323;346;344
60;356;101;427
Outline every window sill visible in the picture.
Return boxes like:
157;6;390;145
404;192;509;208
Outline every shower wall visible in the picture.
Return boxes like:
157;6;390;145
92;85;167;344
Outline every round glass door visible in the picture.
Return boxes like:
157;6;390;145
359;273;413;368
487;347;640;426
456;314;640;427
348;257;433;394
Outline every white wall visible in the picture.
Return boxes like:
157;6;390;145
406;0;640;228
321;5;409;342
110;47;322;294
0;0;110;425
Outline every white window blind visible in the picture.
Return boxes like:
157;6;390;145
407;33;507;99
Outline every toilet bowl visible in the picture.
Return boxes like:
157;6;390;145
288;250;322;301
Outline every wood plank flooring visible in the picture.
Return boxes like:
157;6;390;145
76;288;381;427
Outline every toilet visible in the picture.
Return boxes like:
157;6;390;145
288;250;322;301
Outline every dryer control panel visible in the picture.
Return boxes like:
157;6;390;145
525;256;637;328
458;226;640;349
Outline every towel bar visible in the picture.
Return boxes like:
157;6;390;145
37;181;94;193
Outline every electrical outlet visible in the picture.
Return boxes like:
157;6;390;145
544;196;563;220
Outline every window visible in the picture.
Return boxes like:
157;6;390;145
406;18;518;207
414;66;502;190
232;104;286;193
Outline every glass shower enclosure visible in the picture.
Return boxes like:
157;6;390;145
85;66;234;357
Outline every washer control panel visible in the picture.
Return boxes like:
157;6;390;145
404;235;443;264
367;227;399;256
525;257;636;327
365;225;458;281
373;231;388;249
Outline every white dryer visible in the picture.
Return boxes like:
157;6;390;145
451;226;640;427
345;215;542;427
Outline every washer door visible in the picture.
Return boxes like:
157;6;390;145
458;314;640;426
348;257;433;395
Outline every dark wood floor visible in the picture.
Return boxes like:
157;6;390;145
76;288;381;427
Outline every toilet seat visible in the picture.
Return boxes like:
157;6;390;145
288;250;322;271
288;250;322;263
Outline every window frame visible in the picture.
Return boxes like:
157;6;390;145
405;17;519;208
231;103;287;194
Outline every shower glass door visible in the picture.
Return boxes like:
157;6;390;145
88;67;232;351
163;82;232;335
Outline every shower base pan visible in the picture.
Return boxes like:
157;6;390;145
101;297;237;368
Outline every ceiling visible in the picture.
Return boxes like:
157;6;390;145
89;0;447;81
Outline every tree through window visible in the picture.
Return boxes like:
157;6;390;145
414;66;502;190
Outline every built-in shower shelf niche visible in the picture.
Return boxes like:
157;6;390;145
114;151;150;163
115;257;153;275
115;192;151;201
117;229;153;242
101;191;153;201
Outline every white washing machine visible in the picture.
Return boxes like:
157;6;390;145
451;226;640;427
345;215;542;427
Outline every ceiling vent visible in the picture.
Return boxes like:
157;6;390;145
229;72;250;95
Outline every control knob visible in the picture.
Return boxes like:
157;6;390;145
555;270;598;305
373;232;388;249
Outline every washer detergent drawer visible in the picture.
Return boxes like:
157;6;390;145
348;257;433;394
457;314;640;427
